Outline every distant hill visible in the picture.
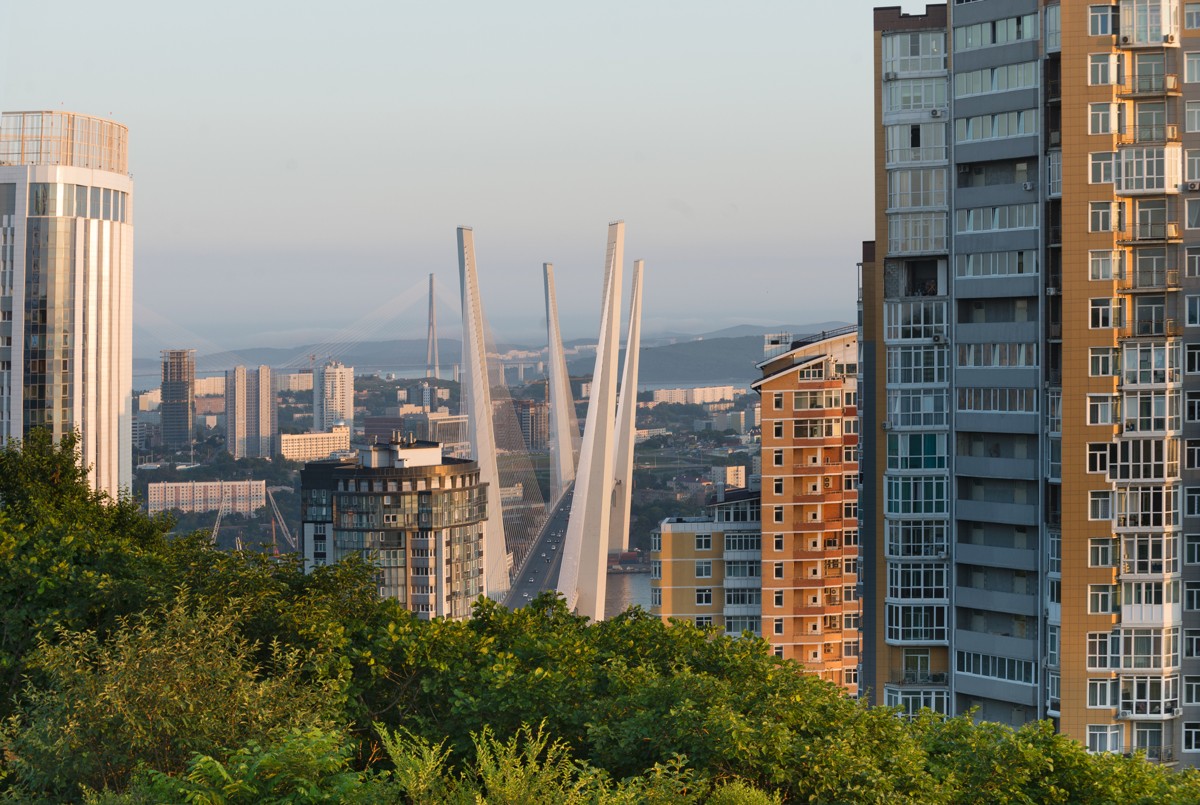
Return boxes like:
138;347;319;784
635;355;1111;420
133;321;852;387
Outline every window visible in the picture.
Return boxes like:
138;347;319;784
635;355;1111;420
650;532;661;552
1187;724;1200;753
1089;103;1114;134
1090;202;1115;232
774;590;784;608
695;560;712;579
1189;101;1200;133
1188;630;1200;658
1090;584;1119;614
773;506;784;524
1191;296;1200;327
695;588;712;606
650;587;662;607
773;449;783;467
1089;54;1121;85
774;562;784;579
772;421;783;438
1191;200;1200;231
695;615;713;628
1187;677;1200;706
1189;488;1200;518
1088;395;1116;425
1090;347;1117;376
651;561;661;580
1089;250;1121;280
1088;443;1109;473
1090;5;1117;35
1189;53;1200;84
1188;534;1200;565
772;392;783;410
773;618;784;635
1088;632;1115;670
773;478;783;495
1088;725;1122;754
1090;491;1113;521
1088;678;1119;708
1189;249;1200;279
773;535;784;552
695;534;711;551
1192;441;1200;470
1090;538;1116;567
1187;581;1200;611
1190;151;1200;183
1190;3;1200;28
1090;152;1115;184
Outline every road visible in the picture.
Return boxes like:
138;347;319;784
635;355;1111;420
504;485;573;608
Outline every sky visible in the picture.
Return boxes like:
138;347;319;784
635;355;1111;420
0;1;927;357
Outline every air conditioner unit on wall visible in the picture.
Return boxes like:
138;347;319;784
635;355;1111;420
884;71;898;81
930;108;942;118
1187;182;1200;192
1023;181;1035;191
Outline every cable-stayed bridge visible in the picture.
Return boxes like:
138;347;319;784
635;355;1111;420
459;222;644;619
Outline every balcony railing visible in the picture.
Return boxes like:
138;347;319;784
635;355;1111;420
1117;124;1180;145
1118;223;1181;243
1119;73;1181;97
1119;318;1182;339
1117;268;1180;292
892;670;948;686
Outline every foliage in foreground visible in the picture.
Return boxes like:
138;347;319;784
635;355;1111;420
1;430;1200;802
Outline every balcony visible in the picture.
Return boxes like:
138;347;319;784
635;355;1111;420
1117;124;1180;145
1118;73;1181;98
1118;223;1181;244
1119;319;1182;339
891;670;948;687
1118;268;1180;293
1118;702;1180;721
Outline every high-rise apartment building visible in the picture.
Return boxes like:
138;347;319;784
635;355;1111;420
753;327;861;694
0;111;133;496
225;365;277;459
160;349;195;450
650;490;763;636
313;359;354;433
863;2;1200;763
299;437;487;619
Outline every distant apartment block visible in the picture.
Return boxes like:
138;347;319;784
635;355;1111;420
313;360;354;432
280;424;350;463
752;326;860;695
652;385;737;405
147;479;266;516
276;370;314;392
712;466;746;489
514;398;549;450
193;376;225;396
160;349;195;449
299;438;487;619
226;365;277;459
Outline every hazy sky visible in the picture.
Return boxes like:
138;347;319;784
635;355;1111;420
1;1;925;356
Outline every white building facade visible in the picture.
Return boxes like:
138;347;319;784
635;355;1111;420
313;360;353;432
0;111;133;496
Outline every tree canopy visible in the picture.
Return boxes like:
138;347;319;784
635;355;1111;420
1;430;1199;803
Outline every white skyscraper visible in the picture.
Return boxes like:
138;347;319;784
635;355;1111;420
0;111;133;497
313;359;354;433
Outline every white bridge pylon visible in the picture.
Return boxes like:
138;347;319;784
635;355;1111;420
608;259;643;555
458;227;511;599
545;263;579;508
556;222;644;621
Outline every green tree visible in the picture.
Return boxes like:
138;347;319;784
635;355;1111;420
5;593;343;799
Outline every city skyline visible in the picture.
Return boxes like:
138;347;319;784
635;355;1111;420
0;1;918;353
